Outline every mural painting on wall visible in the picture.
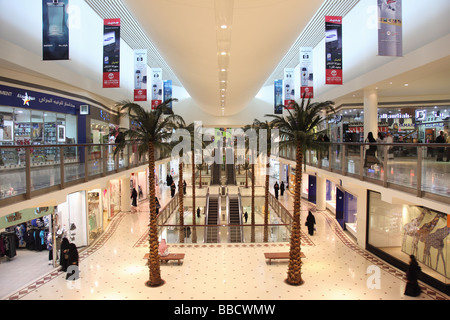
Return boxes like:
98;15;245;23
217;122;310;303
402;208;449;278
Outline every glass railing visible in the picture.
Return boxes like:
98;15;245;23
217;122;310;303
0;143;149;204
283;142;450;201
158;224;291;244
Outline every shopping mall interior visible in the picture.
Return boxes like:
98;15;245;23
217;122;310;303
1;0;450;305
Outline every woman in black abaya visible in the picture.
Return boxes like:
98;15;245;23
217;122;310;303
59;237;70;272
404;255;422;297
66;243;79;280
305;211;316;236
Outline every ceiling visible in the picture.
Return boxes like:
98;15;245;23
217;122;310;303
88;0;328;116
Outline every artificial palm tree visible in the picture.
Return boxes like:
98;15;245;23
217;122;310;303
252;119;277;242
266;96;334;285
241;161;250;188
113;99;184;287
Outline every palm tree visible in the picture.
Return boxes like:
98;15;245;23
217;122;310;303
266;96;334;285
113;99;184;287
241;161;250;188
252;119;277;242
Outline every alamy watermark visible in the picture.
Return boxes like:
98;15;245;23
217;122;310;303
170;121;279;165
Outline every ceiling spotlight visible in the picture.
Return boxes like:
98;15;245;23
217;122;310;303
220;51;227;56
221;68;226;72
404;83;409;86
221;80;226;83
220;25;228;29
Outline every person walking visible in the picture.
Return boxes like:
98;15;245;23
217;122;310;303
59;237;70;272
280;181;285;196
183;180;187;195
66;243;79;280
197;207;201;219
436;130;446;161
364;132;378;168
170;181;176;198
131;188;138;209
305;210;316;236
244;211;248;223
274;182;279;200
404;255;422;297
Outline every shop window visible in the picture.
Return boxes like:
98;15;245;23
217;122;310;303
368;191;449;284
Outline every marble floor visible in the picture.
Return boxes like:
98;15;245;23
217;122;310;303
1;173;449;301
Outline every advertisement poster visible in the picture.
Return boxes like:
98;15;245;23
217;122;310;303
284;68;295;108
151;68;163;109
103;18;120;88
378;0;402;57
163;80;173;114
300;47;314;98
42;0;69;60
274;79;283;114
134;49;147;101
325;16;343;85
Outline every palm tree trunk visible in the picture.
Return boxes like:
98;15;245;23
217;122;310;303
179;162;185;243
251;163;255;242
286;142;304;286
192;153;197;243
263;160;269;242
146;142;163;287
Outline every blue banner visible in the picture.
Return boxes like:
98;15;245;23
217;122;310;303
274;80;283;114
163;80;173;113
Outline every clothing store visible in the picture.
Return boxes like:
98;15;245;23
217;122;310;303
0;206;55;265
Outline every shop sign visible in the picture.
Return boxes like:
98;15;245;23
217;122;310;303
0;84;81;114
1;206;55;229
328;115;342;124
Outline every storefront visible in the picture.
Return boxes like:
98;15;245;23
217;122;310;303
329;105;450;144
55;191;88;248
367;190;450;293
87;189;103;243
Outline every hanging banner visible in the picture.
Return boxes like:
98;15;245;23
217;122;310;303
284;68;295;108
274;79;283;114
300;47;314;98
163;80;173;114
134;49;147;101
42;0;69;60
378;0;402;57
325;16;343;85
103;18;121;88
151;68;163;109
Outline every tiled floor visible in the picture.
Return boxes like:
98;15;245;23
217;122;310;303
2;172;449;301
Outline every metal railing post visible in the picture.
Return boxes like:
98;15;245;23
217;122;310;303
25;148;31;199
417;146;423;197
60;147;65;189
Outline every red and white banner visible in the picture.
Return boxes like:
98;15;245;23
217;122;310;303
325;16;342;85
103;18;120;88
134;49;147;101
300;47;314;98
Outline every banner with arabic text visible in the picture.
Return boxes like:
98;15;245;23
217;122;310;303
103;18;120;88
42;0;69;60
325;16;342;85
378;0;402;57
300;47;314;98
134;49;147;101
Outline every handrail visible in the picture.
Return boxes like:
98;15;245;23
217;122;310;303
278;141;450;203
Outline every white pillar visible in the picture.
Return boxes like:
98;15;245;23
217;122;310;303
121;176;131;212
363;88;378;140
316;175;326;211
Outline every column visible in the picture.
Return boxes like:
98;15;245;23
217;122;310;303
363;88;378;140
315;174;326;211
121;176;131;212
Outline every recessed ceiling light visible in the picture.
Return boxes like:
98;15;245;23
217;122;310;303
221;69;226;72
404;83;409;86
221;80;226;83
220;51;227;56
220;25;228;29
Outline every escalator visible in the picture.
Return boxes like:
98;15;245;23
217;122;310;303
228;194;242;242
205;194;220;243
